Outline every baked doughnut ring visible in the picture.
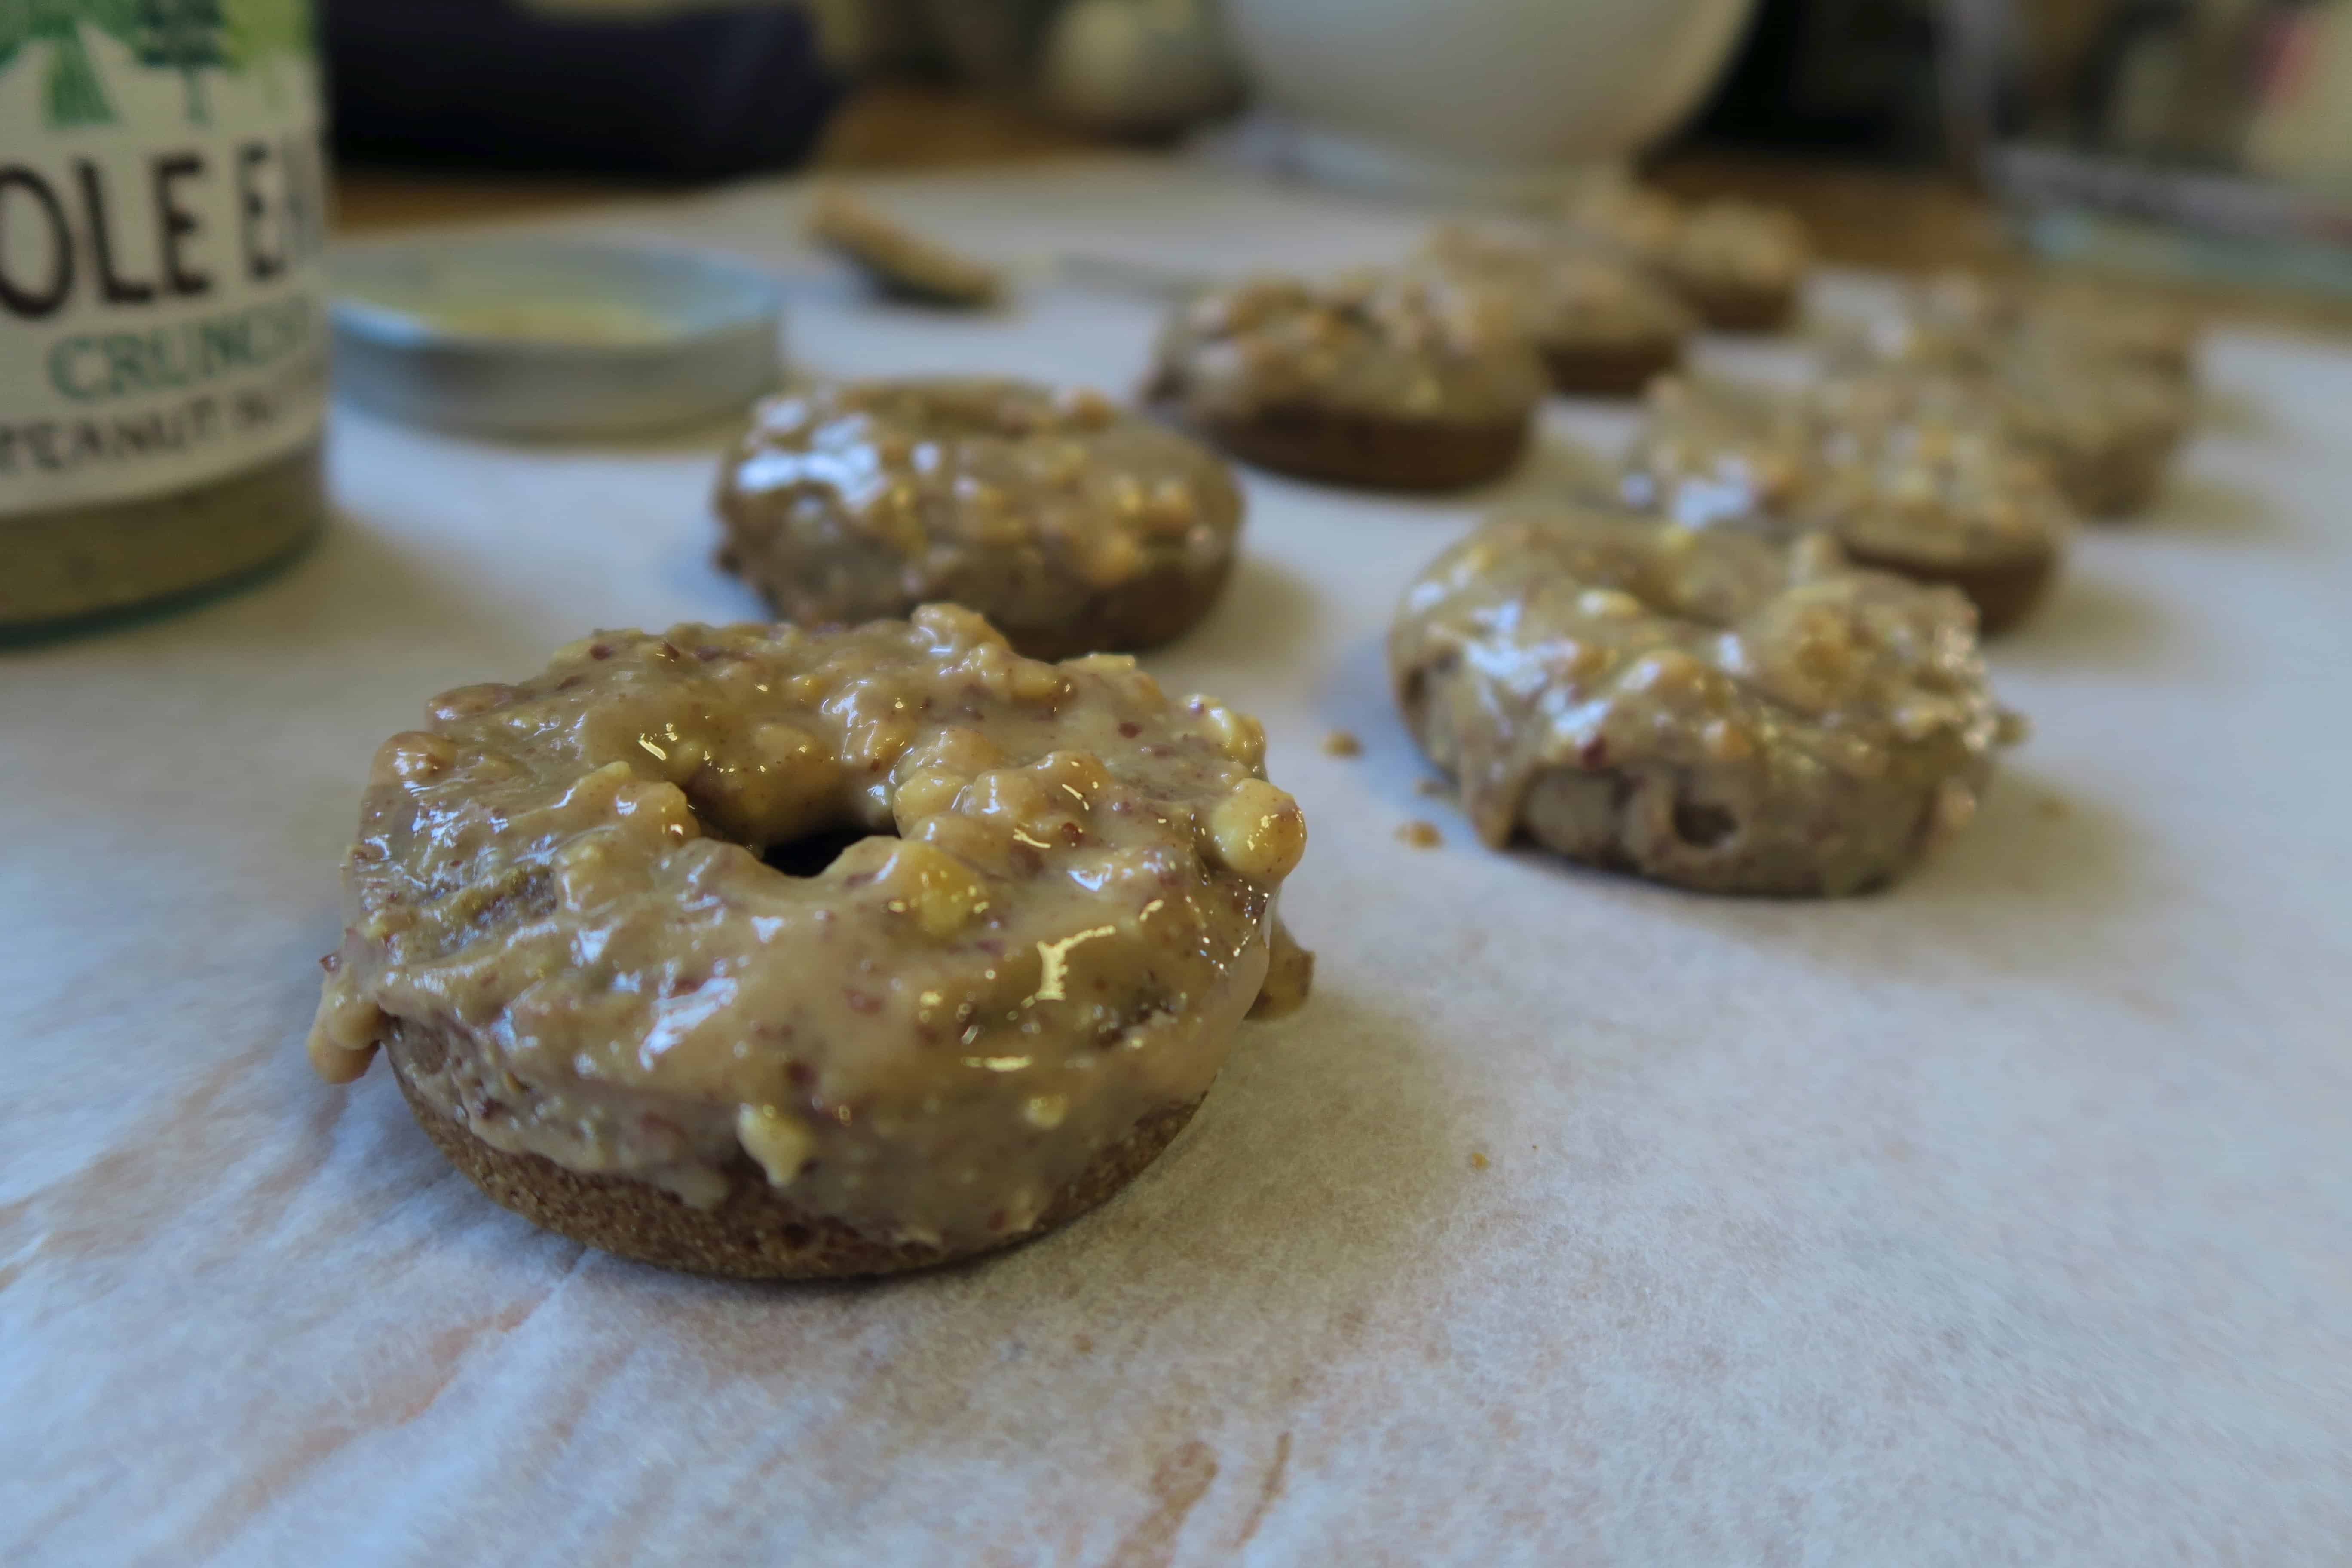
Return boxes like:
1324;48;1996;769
1391;506;2015;896
717;379;1243;662
1620;376;2070;635
1569;188;1811;333
1858;271;2200;384
1828;291;2193;518
1413;223;1695;398
1145;271;1544;492
1977;343;2190;518
308;607;1311;1277
1653;200;1811;332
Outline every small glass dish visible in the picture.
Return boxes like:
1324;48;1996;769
330;236;786;438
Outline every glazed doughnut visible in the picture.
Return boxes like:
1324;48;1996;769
1569;188;1811;333
1414;222;1695;398
1969;341;2189;518
308;606;1310;1277
1865;271;2200;383
1653;199;1811;333
1145;270;1544;492
1829;289;2193;518
1391;505;2015;896
717;379;1243;662
1620;375;2070;634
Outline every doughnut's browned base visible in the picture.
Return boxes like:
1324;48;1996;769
1839;542;2058;637
1161;400;1532;493
388;1043;1203;1280
1404;751;1907;901
2043;445;2173;519
1396;684;1948;898
995;555;1236;662
1671;280;1798;334
1541;340;1682;399
1517;767;1901;897
713;553;1235;665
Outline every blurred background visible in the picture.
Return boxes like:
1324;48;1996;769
321;0;2352;307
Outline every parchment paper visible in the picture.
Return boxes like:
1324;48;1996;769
4;158;2348;1567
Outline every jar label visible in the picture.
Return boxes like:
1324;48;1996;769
0;8;328;519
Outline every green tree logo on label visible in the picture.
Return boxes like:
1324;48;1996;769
0;0;307;128
135;0;226;123
0;3;132;127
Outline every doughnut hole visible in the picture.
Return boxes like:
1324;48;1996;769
684;720;848;847
762;731;1042;882
619;718;890;883
760;824;883;879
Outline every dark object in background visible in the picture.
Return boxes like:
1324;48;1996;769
1690;0;1948;163
325;0;842;180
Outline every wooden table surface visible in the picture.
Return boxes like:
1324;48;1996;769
332;85;1105;235
331;83;2342;336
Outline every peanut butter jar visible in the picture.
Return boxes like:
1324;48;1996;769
1;3;331;631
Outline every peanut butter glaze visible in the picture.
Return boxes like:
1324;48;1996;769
717;379;1242;654
1414;223;1696;356
1622;376;2071;570
1146;270;1545;426
1390;506;2014;895
1827;286;2193;515
1662;199;1811;299
1567;188;1810;325
309;607;1308;1249
1857;270;2199;381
